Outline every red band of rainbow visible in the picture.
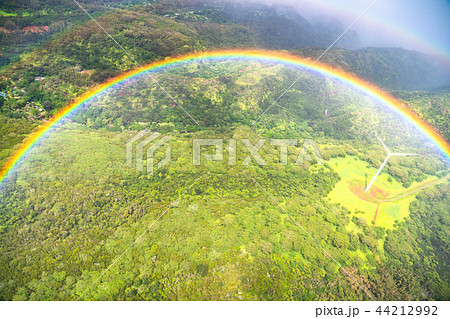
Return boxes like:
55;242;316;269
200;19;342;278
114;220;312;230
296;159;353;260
1;49;449;185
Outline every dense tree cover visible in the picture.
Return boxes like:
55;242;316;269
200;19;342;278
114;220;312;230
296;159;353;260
302;47;450;92
0;0;135;67
0;115;36;163
0;0;448;301
0;124;374;300
372;184;449;300
0;121;447;300
0;60;448;300
0;1;448;160
167;0;361;49
393;91;450;142
68;60;448;185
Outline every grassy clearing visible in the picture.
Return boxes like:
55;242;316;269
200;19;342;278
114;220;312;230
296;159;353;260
325;156;437;230
236;72;262;85
0;10;17;16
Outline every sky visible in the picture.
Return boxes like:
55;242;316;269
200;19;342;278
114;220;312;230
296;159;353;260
241;0;450;57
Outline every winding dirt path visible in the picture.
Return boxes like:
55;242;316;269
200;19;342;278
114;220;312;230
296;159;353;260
378;175;449;203
372;204;380;228
371;175;448;226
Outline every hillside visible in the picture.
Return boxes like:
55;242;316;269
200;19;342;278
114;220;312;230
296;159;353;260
0;59;449;300
0;0;449;302
1;2;449;168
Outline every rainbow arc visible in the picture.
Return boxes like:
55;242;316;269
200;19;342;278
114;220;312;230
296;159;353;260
1;49;449;185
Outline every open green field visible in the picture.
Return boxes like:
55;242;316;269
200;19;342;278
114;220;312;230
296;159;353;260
325;156;439;230
0;10;17;16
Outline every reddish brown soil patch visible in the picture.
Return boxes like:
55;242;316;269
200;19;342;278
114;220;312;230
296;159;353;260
348;180;389;203
372;204;380;228
369;185;390;199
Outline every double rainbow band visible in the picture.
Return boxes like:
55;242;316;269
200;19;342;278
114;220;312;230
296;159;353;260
1;49;449;185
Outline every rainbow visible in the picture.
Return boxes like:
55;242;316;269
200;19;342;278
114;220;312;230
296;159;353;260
296;0;450;61
1;49;449;185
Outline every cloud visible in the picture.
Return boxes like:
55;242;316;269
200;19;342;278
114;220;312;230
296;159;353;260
231;0;450;56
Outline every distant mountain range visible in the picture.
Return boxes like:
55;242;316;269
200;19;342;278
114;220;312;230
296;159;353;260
185;1;448;91
0;0;448;123
299;47;450;91
193;1;362;50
